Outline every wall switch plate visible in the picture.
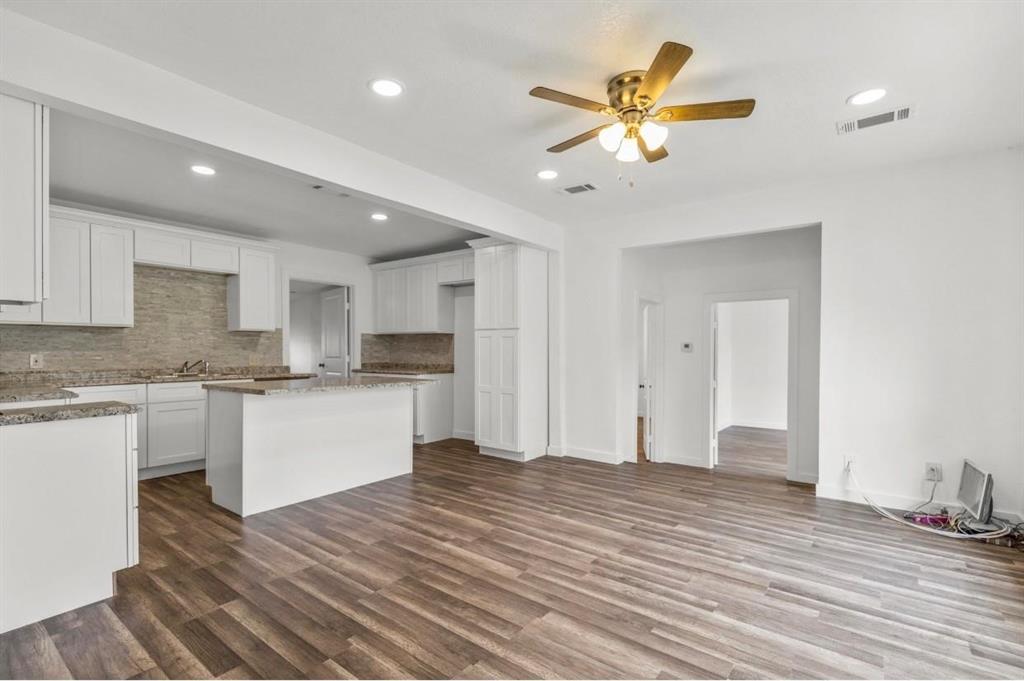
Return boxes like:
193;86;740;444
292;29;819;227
29;354;43;369
925;462;943;482
681;342;693;353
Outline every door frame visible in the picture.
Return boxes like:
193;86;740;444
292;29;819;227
702;289;799;480
632;294;664;463
282;269;356;373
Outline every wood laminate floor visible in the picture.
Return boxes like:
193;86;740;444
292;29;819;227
717;426;788;479
2;438;1023;679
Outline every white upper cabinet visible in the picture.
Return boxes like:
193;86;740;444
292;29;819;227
90;224;134;326
228;248;276;331
43;218;91;324
190;239;239;274
373;262;453;333
0;94;48;304
134;228;190;268
474;244;518;330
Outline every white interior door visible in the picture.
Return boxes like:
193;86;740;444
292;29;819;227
642;306;654;460
320;287;349;376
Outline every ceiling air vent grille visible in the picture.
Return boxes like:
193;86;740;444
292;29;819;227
836;105;913;135
560;183;598;195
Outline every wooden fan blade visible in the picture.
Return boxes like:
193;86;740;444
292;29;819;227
639;137;668;163
654;99;756;122
547;124;610;153
635;42;693;107
530;87;615;115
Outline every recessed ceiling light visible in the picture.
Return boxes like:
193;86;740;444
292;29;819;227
190;165;216;176
847;88;887;106
369;79;404;97
536;169;558;180
371;212;388;221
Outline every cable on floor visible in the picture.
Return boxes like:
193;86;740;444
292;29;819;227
844;461;1011;540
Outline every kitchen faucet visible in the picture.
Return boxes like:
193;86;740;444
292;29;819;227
180;359;210;375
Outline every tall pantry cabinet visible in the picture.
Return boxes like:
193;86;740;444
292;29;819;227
471;238;548;461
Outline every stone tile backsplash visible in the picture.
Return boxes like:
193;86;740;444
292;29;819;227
361;333;454;366
0;266;282;372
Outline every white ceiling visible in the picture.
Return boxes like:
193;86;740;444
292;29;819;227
10;1;1024;228
48;110;482;260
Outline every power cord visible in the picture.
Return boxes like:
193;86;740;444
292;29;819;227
844;460;1011;540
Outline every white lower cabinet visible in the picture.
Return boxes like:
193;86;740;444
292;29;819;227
147;399;206;467
475;330;519;452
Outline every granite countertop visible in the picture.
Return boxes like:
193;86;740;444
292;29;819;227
0;386;79;404
204;375;434;396
132;372;317;384
353;364;455;375
0;400;138;426
0;367;317;392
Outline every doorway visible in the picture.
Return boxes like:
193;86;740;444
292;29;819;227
288;280;351;377
635;298;662;463
709;297;790;478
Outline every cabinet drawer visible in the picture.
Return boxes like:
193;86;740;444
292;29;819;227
134;228;190;267
147;382;206;403
69;384;147;405
190;240;239;274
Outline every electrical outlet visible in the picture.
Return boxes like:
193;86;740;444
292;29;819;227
925;462;943;482
29;354;43;369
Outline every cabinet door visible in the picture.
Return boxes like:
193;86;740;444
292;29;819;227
0;94;47;304
493;244;518;329
391;268;408;332
462;255;474;281
474;331;495;446
42;218;91;324
90;224;134;326
228;248;275;331
405;265;426;332
373;270;390;332
474;247;495;329
147;399;206;466
474;329;518;451
135;404;149;469
134;228;190;267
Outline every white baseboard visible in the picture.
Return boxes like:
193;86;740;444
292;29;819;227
452;429;474;441
139;459;205;480
727;420;787;431
817;483;1023;523
564;446;620;465
478;446;526;462
546;445;564;457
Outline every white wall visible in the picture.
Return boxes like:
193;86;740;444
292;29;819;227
620;228;821;479
452;286;475;440
288;290;322;374
565;147;1024;518
719;299;789;431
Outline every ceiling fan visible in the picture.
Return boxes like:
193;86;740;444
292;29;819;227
530;42;755;163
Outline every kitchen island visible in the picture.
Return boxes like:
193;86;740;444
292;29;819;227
204;375;431;517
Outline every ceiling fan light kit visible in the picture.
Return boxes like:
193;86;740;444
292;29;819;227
530;41;755;164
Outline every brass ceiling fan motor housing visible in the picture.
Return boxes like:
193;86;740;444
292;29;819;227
606;70;648;111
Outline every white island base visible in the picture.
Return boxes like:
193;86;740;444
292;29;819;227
206;384;414;517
